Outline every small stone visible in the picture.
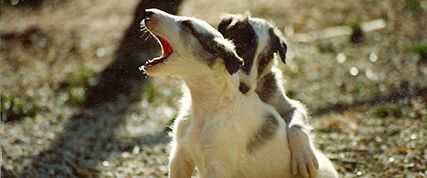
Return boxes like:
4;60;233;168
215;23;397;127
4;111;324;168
369;53;378;62
102;161;110;167
350;67;359;76
121;152;131;158
132;145;141;155
337;53;346;63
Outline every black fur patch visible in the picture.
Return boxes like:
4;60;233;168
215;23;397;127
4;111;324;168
255;28;287;76
218;18;258;75
256;73;278;103
268;28;287;64
246;113;279;153
257;48;275;76
181;20;243;75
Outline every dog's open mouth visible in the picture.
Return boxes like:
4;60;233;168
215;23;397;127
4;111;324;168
145;35;173;67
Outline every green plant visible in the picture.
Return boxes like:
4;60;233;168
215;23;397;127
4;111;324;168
63;67;98;105
409;42;427;63
142;83;165;102
286;90;297;100
164;115;177;133
374;107;389;118
66;88;86;105
1;96;36;123
69;66;98;87
405;0;422;11
390;105;404;118
373;104;405;118
349;83;363;95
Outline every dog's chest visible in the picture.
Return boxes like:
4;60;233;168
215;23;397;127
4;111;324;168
178;113;255;166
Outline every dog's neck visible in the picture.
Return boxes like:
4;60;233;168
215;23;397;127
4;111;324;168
180;64;239;119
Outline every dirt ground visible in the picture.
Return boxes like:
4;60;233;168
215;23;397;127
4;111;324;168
1;0;426;177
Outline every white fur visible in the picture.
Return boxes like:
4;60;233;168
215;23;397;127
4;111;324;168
143;9;336;178
221;14;338;178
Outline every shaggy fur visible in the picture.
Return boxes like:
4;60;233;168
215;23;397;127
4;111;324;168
142;9;337;178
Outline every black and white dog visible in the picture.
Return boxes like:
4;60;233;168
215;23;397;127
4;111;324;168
218;14;337;178
141;9;337;178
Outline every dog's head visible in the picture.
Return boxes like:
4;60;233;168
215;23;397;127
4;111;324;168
218;14;287;81
141;9;243;77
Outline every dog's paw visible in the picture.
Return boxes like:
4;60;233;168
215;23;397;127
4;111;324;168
288;127;319;178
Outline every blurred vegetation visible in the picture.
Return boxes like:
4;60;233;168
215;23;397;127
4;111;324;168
404;0;423;11
373;105;400;118
409;42;427;64
60;67;98;105
286;90;298;100
1;95;36;123
68;67;98;87
142;83;164;102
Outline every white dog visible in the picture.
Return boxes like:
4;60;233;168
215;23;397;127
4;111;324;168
218;14;337;178
142;9;337;178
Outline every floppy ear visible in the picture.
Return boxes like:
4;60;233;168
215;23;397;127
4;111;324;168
268;28;287;64
183;20;243;74
218;17;232;35
209;37;244;75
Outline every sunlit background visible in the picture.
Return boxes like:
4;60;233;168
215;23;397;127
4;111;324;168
1;0;426;177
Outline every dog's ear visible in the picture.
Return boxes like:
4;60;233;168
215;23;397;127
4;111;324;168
210;38;244;75
183;20;243;74
269;28;287;64
218;17;232;35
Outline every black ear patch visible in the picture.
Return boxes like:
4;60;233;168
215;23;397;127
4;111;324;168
219;18;258;75
182;20;243;75
218;18;232;35
268;28;287;64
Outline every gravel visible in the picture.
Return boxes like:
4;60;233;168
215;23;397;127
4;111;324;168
1;0;426;177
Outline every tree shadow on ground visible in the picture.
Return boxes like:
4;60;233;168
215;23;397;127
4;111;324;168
5;0;182;177
17;102;169;177
84;0;182;107
312;84;427;116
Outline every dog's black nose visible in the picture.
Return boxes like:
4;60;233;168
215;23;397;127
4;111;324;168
239;82;250;94
145;9;154;18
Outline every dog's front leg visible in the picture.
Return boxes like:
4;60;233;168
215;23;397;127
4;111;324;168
288;125;318;178
169;147;195;178
287;110;318;178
